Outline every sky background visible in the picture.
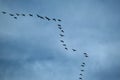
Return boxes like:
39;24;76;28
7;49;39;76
0;0;120;80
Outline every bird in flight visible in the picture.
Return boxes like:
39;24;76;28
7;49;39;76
82;62;85;65
58;26;62;30
84;53;88;57
60;40;64;43
84;53;87;55
61;30;64;33
58;24;61;27
62;44;66;46
53;18;56;21
16;13;20;16
37;14;44;19
45;16;51;21
2;11;7;14
83;53;88;57
85;55;88;57
14;17;17;19
59;34;64;37
65;47;68;50
58;19;61;22
22;14;25;16
79;74;83;76
9;13;14;16
81;70;84;72
79;77;82;80
72;49;76;51
29;14;33;16
37;14;40;17
81;65;85;67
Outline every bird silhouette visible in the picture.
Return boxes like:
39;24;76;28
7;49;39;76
59;34;64;37
14;17;17;19
45;16;50;21
58;26;62;29
72;49;76;51
81;70;84;72
81;65;85;67
22;14;25;16
62;44;66;46
37;14;40;17
65;47;68;50
85;55;88;57
83;53;88;57
37;14;44;19
16;13;20;16
58;24;61;27
84;53;87;55
29;14;33;16
61;30;64;33
60;40;64;43
39;15;44;19
82;62;85;65
79;74;83;76
9;14;14;16
58;19;61;22
53;18;56;21
2;11;7;14
79;77;82;80
40;16;44;19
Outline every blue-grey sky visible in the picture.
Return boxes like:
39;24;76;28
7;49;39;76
0;0;120;80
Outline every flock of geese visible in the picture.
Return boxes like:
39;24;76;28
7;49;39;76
1;11;61;21
1;11;89;80
79;53;88;80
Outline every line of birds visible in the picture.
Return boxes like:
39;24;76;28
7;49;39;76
57;23;89;57
57;24;77;52
1;11;89;80
78;53;88;80
1;11;89;54
1;11;62;22
57;21;89;80
1;11;78;52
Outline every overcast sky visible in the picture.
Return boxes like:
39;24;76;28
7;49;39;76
0;0;120;80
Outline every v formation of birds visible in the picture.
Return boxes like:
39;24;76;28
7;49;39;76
1;11;89;80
